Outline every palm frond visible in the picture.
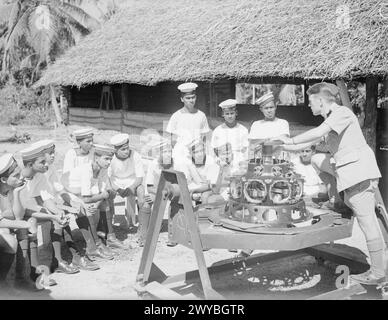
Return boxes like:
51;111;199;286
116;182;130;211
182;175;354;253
50;0;99;30
49;6;90;36
0;4;14;26
20;53;38;68
7;0;21;33
4;7;32;54
0;24;7;38
27;9;63;63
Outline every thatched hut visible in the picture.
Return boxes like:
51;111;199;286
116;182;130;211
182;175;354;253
37;0;388;142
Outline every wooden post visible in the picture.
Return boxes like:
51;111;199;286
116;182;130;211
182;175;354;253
209;82;215;118
50;84;63;126
336;79;352;109
62;86;72;125
121;83;129;110
303;80;309;108
365;76;379;151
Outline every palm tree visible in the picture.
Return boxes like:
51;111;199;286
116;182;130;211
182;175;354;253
1;0;99;77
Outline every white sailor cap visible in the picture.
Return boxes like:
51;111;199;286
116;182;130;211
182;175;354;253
34;139;55;153
0;153;16;176
110;133;130;148
219;99;237;109
177;82;198;93
20;142;48;161
73;127;94;140
93;144;115;156
256;92;275;108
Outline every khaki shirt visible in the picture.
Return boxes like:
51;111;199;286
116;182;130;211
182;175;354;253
324;106;381;191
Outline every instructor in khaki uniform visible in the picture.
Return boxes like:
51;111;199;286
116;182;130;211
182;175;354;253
272;82;385;285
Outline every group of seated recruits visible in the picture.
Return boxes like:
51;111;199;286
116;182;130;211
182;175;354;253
0;129;157;292
1;80;382;293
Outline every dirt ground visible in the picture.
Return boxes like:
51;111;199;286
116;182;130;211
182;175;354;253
0;124;380;300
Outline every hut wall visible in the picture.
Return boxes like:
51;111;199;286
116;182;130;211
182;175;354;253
68;107;221;135
69;81;322;131
68;107;314;138
71;84;123;110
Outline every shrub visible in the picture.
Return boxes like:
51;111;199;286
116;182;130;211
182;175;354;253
0;83;56;126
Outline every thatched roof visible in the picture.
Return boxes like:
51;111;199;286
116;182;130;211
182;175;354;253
37;0;388;87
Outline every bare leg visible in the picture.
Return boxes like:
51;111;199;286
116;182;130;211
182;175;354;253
137;185;150;247
345;180;386;282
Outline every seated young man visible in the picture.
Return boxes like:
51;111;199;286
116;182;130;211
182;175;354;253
19;142;80;275
0;215;37;292
64;128;122;243
109;133;147;247
0;152;58;289
174;139;218;203
292;145;328;198
62;128;95;177
145;140;174;198
61;144;117;259
0;153;39;291
42;140;100;271
209;142;236;203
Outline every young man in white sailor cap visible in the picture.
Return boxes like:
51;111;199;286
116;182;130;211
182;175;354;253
249;92;290;140
291;144;327;197
19;141;80;275
248;92;290;159
142;139;174;246
174;139;218;203
211;99;249;175
62;127;94;178
0;153;39;291
61;144;116;260
39;141;100;271
109;133;147;247
145;139;174;197
165;82;210;166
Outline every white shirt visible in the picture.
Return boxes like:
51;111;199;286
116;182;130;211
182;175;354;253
19;173;54;210
292;157;326;196
145;159;162;188
249;118;290;140
45;166;64;196
166;108;210;163
62;148;94;174
62;163;108;197
0;193;13;219
211;122;249;171
108;151;144;190
211;123;249;153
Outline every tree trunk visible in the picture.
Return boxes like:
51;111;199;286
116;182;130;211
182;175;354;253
336;79;352;109
364;76;378;151
50;84;63;126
